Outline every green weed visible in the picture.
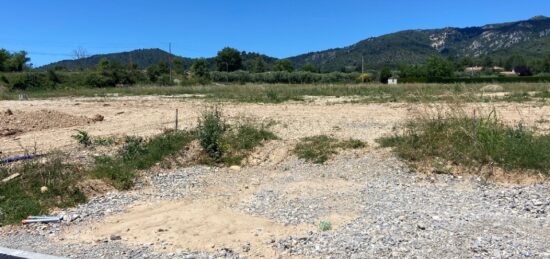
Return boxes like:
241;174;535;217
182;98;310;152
294;135;366;164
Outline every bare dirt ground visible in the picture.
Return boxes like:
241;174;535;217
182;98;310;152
2;95;550;156
1;96;549;258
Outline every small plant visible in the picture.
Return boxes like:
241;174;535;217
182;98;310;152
319;220;332;231
294;135;366;164
72;130;92;147
197;108;226;160
93;136;115;146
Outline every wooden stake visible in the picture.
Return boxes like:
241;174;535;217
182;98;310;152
175;109;179;130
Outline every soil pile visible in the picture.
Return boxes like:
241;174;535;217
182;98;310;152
0;109;93;137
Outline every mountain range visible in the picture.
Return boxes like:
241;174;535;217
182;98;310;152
40;15;550;71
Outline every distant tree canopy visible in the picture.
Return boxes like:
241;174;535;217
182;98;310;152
273;59;294;72
248;56;266;73
0;49;30;72
216;47;242;72
147;61;170;82
379;67;392;83
301;63;319;73
191;59;210;79
425;55;454;78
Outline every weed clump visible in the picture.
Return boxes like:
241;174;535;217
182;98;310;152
197;109;278;165
197;108;226;160
378;110;550;175
72;130;92;147
319;220;332;231
294;135;366;164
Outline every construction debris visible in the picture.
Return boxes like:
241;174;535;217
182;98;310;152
1;173;20;183
21;215;62;224
0;154;39;164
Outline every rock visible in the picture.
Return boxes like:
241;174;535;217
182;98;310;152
229;165;241;171
4;109;13;116
110;235;122;241
92;114;104;122
480;84;504;92
40;186;49;193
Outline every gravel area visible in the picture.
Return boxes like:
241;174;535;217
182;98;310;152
0;150;549;258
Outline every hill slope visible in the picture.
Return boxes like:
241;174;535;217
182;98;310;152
289;16;550;71
38;16;550;72
40;48;187;70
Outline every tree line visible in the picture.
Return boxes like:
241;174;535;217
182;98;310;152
2;46;550;91
0;49;30;72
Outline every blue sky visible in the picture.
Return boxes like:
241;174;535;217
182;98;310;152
2;0;549;66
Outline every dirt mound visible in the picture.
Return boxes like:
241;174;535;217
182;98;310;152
0;109;93;136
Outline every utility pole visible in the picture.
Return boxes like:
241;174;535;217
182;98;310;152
169;43;172;82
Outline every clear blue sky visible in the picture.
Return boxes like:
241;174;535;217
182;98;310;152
2;0;548;66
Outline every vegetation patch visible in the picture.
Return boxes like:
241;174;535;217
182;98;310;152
91;131;196;189
0;153;86;225
0;130;195;225
197;109;278;165
377;111;550;176
294;135;366;164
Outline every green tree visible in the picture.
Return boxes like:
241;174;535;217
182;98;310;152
7;51;30;71
173;57;186;74
505;55;526;70
301;63;319;73
482;56;494;68
273;59;294;72
250;56;266;73
147;61;169;82
0;49;10;72
425;55;454;78
216;47;242;72
379;66;392;83
191;59;210;79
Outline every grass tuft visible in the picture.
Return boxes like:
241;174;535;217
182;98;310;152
377;110;550;175
294;135;366;164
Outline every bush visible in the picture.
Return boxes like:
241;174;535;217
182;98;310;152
9;72;54;90
377;110;550;175
197;108;227;160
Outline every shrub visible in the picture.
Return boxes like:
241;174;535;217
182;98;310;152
197;108;227;160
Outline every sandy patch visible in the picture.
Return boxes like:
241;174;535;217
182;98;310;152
66;199;314;257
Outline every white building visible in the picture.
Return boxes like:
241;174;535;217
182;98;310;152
388;78;398;85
